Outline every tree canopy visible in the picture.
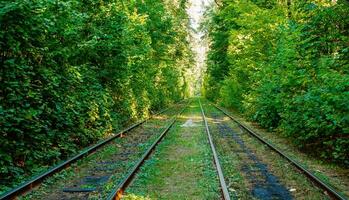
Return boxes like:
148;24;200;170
0;0;192;190
203;0;349;165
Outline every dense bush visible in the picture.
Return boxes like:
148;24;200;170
204;0;348;165
0;0;192;190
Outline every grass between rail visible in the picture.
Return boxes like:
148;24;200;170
123;100;221;200
17;104;184;200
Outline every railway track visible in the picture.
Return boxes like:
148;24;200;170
202;100;347;200
0;101;187;200
2;99;346;200
110;99;231;200
106;102;189;200
199;99;231;200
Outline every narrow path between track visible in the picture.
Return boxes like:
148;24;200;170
123;99;221;199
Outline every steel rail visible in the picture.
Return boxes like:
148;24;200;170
199;99;231;200
0;100;186;200
107;101;189;200
211;102;348;200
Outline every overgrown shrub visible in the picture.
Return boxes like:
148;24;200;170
204;0;349;165
0;0;192;191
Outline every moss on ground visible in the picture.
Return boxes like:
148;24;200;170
123;100;221;200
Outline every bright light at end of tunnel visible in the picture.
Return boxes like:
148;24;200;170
186;0;214;95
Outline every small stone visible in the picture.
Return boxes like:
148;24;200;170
229;188;236;192
181;119;199;127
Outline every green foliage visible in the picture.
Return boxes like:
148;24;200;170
0;0;192;190
204;0;349;165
